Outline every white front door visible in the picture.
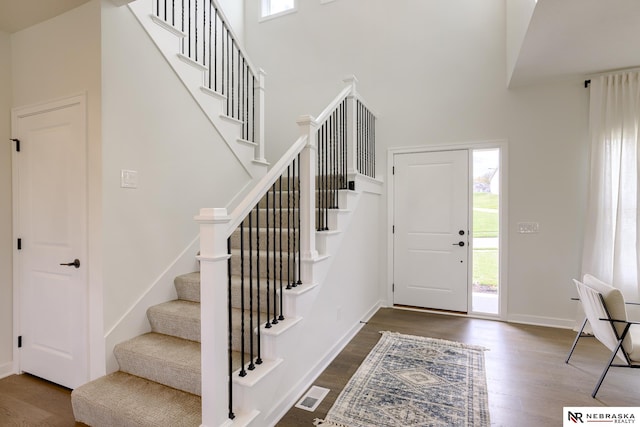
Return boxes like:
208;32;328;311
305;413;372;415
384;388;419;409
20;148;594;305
393;150;469;312
13;95;88;389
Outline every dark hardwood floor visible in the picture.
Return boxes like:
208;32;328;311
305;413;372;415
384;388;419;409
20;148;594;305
2;308;639;426
0;372;84;426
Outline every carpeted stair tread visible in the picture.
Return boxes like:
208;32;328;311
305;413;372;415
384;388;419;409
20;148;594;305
147;300;200;342
174;272;200;302
114;332;201;396
71;371;201;427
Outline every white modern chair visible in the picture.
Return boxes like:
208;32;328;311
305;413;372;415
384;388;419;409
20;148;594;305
565;274;640;398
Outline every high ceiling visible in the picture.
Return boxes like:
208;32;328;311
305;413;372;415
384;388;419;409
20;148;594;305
510;0;640;87
0;0;91;34
1;0;639;87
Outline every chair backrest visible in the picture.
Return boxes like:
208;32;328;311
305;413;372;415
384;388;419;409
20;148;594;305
575;274;631;361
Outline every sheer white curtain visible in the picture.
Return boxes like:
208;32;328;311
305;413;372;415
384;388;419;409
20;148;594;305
582;71;640;301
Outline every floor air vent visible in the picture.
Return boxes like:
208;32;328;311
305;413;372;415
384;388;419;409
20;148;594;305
295;386;330;412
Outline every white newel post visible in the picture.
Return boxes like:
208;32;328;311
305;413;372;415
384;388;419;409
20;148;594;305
343;75;359;176
255;69;267;163
195;208;232;427
296;115;319;283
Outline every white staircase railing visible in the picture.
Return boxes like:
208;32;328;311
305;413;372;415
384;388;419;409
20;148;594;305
196;76;377;426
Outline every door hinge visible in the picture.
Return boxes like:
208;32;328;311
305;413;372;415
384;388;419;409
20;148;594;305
17;238;22;250
10;138;20;152
18;336;22;348
392;166;395;175
392;225;395;234
392;283;395;292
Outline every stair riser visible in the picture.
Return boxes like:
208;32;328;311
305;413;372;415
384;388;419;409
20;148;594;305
229;228;298;251
230;252;296;280
174;273;200;303
230;280;285;312
114;344;201;396
237;208;299;229
147;306;201;342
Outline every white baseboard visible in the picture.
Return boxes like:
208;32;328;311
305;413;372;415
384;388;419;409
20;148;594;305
262;300;383;427
0;361;15;380
507;313;576;330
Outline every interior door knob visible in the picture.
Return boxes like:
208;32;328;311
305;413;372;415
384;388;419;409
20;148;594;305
452;241;465;247
60;259;80;268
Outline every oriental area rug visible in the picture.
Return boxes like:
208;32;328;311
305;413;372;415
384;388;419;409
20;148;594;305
314;331;490;427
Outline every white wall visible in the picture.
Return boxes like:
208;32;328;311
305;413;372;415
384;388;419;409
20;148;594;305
244;0;590;327
257;185;384;426
101;1;253;367
0;31;13;378
9;0;104;377
218;0;244;43
506;0;537;86
506;79;589;326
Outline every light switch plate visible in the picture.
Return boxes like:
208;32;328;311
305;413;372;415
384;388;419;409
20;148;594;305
121;169;138;189
518;222;539;233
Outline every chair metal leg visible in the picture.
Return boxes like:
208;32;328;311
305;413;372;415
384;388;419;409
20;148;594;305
592;340;624;398
566;317;588;363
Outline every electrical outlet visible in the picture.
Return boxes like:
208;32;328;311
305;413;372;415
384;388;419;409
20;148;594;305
518;222;539;234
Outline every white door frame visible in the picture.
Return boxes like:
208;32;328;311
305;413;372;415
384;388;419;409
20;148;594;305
387;140;508;320
11;93;89;381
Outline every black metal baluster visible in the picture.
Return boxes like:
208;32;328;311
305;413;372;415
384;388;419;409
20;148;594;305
272;183;278;325
206;1;211;87
187;0;191;58
171;0;175;27
278;176;284;321
265;187;271;328
342;100;347;187
291;158;298;287
213;8;218;91
255;203;262;365
221;25;225;96
320;125;325;230
372;112;376;178
286;165;292;290
335;111;339;205
316;128;321;231
252;75;256;144
328;116;333;210
296;154;302;285
227;238;235;420
194;0;198;62
239;220;247;377
324;121;329;229
248;211;255;371
231;40;235;120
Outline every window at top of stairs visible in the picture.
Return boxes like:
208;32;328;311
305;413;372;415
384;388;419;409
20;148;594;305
260;0;296;21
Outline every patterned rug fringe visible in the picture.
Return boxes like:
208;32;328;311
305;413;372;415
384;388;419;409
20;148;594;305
314;418;351;427
378;330;489;351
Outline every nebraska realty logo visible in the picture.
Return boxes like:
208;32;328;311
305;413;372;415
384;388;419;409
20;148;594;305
564;407;638;426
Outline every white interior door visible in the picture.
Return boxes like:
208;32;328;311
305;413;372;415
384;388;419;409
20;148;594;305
13;95;88;389
393;150;469;312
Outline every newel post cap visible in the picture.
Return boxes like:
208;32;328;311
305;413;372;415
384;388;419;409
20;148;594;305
194;208;231;223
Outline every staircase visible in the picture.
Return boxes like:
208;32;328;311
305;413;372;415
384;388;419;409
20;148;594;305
72;179;303;426
72;0;382;425
72;274;202;426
